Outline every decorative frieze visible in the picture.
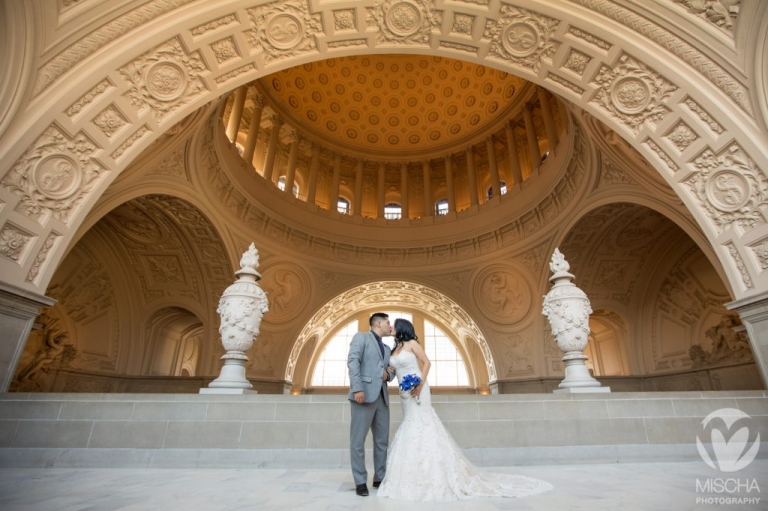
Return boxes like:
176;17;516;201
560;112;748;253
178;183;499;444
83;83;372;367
67;80;112;117
725;242;753;289
683;97;724;135
748;239;768;271
26;232;61;284
592;54;676;132
34;0;194;97
485;6;560;72
546;73;584;95
439;41;478;55
190;14;237;37
685;144;766;233
2;126;106;224
214;64;256;84
645;139;679;173
572;0;751;115
112;125;150;160
119;37;207;122
671;0;740;33
567;26;611;51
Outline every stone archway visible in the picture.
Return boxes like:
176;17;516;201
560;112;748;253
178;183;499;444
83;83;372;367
1;0;768;389
286;281;496;386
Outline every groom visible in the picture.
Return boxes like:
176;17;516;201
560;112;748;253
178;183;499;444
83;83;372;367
347;312;394;497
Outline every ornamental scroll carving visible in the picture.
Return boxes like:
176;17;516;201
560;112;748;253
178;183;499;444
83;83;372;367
247;1;322;62
119;37;207;122
672;0;740;34
484;6;559;72
684;144;767;233
592;54;676;132
2;126;106;225
367;0;441;45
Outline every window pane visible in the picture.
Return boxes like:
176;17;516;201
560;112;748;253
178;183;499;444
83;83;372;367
423;320;469;387
311;320;358;386
384;203;401;220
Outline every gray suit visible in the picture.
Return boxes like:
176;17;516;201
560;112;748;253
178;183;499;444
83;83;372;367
347;331;392;486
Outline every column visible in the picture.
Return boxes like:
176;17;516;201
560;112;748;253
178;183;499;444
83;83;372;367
505;123;524;186
353;160;364;216
400;162;409;219
465;147;479;207
727;293;768;388
538;88;559;152
262;115;283;182
306;143;320;205
243;92;264;164
445;155;456;212
377;162;386;218
422;160;432;216
225;85;247;141
328;154;342;211
284;129;300;196
523;103;541;172
0;283;56;391
486;136;501;199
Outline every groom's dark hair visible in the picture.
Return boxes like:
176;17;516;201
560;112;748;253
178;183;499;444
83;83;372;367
369;312;388;327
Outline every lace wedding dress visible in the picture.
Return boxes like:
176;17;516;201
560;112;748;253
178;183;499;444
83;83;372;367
377;350;553;502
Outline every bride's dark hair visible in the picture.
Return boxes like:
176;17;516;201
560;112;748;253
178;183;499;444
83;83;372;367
393;318;418;351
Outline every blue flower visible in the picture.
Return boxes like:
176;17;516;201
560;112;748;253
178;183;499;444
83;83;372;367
399;374;422;404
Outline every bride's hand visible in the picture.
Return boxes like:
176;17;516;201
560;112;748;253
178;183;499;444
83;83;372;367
411;383;422;398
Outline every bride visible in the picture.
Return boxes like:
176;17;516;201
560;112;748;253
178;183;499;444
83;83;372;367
377;318;553;502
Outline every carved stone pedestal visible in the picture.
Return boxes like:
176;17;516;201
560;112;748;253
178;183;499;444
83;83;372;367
202;243;268;395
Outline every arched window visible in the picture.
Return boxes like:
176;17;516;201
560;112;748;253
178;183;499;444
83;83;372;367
277;176;299;197
311;320;358;386
486;181;508;198
423;320;469;386
384;203;402;220
337;197;350;215
311;312;470;388
435;199;449;216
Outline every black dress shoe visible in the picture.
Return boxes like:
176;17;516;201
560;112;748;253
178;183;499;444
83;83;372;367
355;484;369;496
372;480;382;488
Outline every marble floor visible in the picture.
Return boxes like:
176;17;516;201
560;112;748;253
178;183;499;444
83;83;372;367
0;461;766;511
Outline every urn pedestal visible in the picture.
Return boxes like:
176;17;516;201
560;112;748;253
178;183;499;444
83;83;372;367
542;248;610;394
201;243;269;395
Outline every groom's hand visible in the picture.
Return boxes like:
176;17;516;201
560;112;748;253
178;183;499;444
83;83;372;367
381;370;388;381
353;391;365;403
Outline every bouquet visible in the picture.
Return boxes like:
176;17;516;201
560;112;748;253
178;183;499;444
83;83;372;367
399;373;422;405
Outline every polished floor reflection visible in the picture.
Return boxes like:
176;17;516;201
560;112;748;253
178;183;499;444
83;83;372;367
1;461;766;510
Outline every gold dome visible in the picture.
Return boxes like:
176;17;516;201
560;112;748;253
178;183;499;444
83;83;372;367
260;55;525;156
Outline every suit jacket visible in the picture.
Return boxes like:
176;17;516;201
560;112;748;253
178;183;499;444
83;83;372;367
347;331;391;405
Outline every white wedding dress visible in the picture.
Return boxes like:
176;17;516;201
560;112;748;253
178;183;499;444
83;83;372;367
377;350;553;502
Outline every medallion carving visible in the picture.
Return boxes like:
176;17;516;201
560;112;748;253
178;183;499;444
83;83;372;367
665;121;698;152
485;6;559;71
452;13;473;35
247;2;321;61
210;37;239;63
2;126;105;224
685;144;766;232
120;38;207;121
0;223;33;262
260;264;311;324
474;265;531;324
93;106;127;138
592;54;676;132
334;9;356;31
563;50;591;75
368;0;439;45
